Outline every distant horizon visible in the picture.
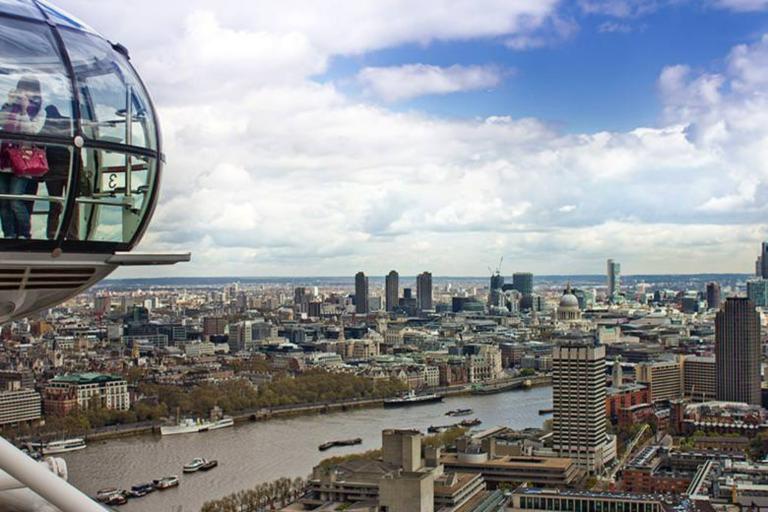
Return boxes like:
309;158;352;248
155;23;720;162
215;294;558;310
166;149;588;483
102;272;753;283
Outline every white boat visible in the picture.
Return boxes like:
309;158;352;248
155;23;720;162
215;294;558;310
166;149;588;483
183;458;206;473
161;416;234;435
208;417;234;430
153;475;179;490
26;438;86;455
383;391;443;408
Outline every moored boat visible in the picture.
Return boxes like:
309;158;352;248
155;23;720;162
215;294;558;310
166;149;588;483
153;475;180;490
446;408;473;416
161;416;234;435
209;417;234;430
459;418;482;427
105;492;128;506
26;438;86;455
318;438;363;451
95;488;121;503
129;482;155;497
383;391;442;408
200;459;218;471
183;458;207;473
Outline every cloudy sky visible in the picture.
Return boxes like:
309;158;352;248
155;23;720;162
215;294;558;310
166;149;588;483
58;0;768;277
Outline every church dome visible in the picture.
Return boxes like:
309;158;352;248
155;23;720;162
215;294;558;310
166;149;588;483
559;293;579;309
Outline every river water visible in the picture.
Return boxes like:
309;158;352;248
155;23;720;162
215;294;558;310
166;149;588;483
64;386;552;512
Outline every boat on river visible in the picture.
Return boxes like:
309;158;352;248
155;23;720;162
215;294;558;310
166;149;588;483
161;416;234;435
446;408;473;416
384;391;442;408
318;438;363;451
153;475;180;490
25;438;86;455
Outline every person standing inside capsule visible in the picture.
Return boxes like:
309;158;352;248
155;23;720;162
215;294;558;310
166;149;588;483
0;76;47;239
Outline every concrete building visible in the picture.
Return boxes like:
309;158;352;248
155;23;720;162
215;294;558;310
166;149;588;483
509;487;704;512
0;389;41;426
552;337;616;474
416;272;433;312
716;297;761;405
683;355;716;402
636;359;683;403
355;271;369;314
386;270;399;312
184;341;216;357
202;316;227;337
305;429;486;512
44;373;130;415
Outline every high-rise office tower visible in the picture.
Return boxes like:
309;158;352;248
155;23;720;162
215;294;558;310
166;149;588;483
488;271;504;307
606;259;621;303
354;271;369;314
385;270;399;312
552;336;616;473
294;287;310;314
512;272;533;296
747;279;768;308
706;282;721;310
416;271;433;312
715;297;761;405
760;242;768;278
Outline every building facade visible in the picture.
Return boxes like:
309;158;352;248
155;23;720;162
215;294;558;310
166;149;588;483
417;271;433;312
44;373;130;415
715;297;761;405
552;337;616;474
0;389;41;426
386;270;399;312
606;259;621;303
706;282;721;310
512;273;533;296
355;271;369;314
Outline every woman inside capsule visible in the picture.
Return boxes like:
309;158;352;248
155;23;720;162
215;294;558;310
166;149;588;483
0;76;47;239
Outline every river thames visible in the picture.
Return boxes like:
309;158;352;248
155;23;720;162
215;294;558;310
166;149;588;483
64;386;552;512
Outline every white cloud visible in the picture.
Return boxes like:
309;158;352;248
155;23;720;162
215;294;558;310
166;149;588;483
577;0;660;18
598;21;635;33
711;0;768;11
357;64;503;102
47;1;768;277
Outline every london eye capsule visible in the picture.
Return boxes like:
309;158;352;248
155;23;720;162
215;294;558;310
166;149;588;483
0;0;188;322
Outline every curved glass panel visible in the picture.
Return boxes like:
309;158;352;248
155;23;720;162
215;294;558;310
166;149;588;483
0;16;73;137
0;139;72;240
0;0;43;19
36;0;97;33
70;147;155;243
59;29;157;150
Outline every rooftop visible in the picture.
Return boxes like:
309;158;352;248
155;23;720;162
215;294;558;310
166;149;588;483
50;373;124;385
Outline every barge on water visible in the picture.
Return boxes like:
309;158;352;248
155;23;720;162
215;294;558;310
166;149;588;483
319;438;363;451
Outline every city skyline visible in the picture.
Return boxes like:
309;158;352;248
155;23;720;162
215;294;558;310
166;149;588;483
50;0;768;278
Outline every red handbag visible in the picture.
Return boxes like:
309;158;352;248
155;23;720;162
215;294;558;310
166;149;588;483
6;145;49;178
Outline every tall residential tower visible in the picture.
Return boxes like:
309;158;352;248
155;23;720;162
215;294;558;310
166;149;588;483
385;270;399;312
715;297;761;405
354;272;369;314
416;271;433;312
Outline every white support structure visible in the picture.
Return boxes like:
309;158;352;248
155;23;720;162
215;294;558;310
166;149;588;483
0;436;105;511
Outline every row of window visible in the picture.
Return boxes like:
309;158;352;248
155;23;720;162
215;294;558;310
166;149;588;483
517;495;660;512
